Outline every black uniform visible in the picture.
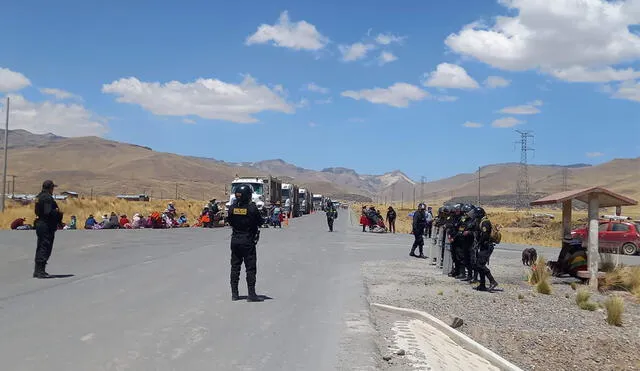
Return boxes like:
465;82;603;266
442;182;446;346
410;206;427;258
325;202;338;232
475;218;498;291
458;216;476;281
228;194;264;302
33;184;62;278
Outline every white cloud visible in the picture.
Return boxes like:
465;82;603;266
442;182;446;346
2;94;107;137
586;151;605;158
491;117;523;128
484;76;511;88
182;118;196;124
306;82;329;94
423;63;480;89
39;87;82;101
246;11;329;51
341;83;429;108
463;121;483;128
444;0;640;83
0;67;31;92
375;33;406;45
315;97;332;104
102;75;294;124
499;100;543;115
378;51;398;65
296;98;309;108
436;95;459;102
339;42;376;62
549;66;640;83
612;80;640;102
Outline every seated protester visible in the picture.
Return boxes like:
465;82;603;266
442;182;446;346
11;217;33;230
178;213;188;227
103;212;120;229
84;215;98;229
99;214;109;227
119;214;131;229
64;215;77;230
131;213;142;229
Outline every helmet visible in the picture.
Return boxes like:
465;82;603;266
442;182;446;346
235;184;252;204
461;204;474;215
418;203;426;210
453;204;462;213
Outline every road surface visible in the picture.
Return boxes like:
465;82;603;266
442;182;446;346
1;211;638;371
0;210;396;371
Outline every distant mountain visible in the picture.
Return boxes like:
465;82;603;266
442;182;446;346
0;129;65;148
2;130;638;209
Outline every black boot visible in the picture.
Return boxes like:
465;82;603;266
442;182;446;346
247;284;263;302
487;272;498;291
33;262;52;279
418;246;426;259
409;245;417;257
231;281;240;301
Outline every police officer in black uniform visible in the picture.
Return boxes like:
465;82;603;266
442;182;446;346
227;184;264;302
325;198;338;232
458;204;476;281
446;204;464;277
33;180;62;278
410;203;427;258
469;206;499;291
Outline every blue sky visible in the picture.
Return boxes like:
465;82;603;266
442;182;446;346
1;0;639;181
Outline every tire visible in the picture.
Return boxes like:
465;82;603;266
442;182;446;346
622;243;638;256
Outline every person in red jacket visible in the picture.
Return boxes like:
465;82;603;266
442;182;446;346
359;206;369;232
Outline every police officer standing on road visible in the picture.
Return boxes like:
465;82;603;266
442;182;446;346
325;198;338;232
33;180;63;279
410;203;427;258
470;206;499;291
227;185;264;302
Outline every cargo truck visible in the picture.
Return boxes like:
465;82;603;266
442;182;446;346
281;183;300;217
298;188;313;215
225;175;283;213
312;194;323;211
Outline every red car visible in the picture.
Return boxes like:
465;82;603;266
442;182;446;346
571;220;640;255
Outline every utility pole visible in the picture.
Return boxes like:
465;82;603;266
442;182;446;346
175;183;178;200
10;174;16;198
477;166;481;206
90;187;93;201
401;192;404;209
420;176;425;203
1;97;9;213
515;130;535;210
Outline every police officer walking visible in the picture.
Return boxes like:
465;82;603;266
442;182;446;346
33;180;62;279
325;198;338;232
227;185;264;302
410;203;427;258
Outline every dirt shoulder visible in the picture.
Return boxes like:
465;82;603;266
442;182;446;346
362;248;640;371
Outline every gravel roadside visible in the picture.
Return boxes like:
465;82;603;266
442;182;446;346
363;245;640;371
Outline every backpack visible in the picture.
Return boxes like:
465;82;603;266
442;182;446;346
481;217;501;244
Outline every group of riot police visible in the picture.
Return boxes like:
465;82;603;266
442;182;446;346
419;202;499;292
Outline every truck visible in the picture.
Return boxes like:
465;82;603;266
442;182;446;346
225;175;283;214
312;194;323;211
281;183;300;218
298;188;312;215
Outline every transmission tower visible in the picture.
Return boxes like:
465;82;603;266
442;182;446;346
562;168;569;192
515;130;535;210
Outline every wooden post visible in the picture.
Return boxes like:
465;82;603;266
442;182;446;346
587;193;600;290
562;200;572;239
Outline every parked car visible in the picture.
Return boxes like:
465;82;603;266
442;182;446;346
571;220;640;255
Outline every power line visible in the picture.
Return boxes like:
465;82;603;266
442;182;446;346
514;130;535;210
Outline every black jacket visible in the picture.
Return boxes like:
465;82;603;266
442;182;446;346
34;190;61;226
228;200;263;244
412;209;427;234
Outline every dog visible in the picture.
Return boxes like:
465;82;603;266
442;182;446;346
522;247;538;266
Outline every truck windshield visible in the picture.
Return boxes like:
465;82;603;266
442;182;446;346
231;183;263;195
282;189;290;198
299;192;305;198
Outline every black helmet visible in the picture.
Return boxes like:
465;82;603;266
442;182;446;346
453;204;462;213
235;184;252;203
461;204;474;215
418;203;426;210
467;206;486;220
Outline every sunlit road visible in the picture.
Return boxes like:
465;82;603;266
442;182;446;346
0;211;388;371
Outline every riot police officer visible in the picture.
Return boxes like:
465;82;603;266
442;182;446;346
458;204;476;281
325;198;338;232
33;180;62;278
410;203;427;258
227;184;264;302
468;206;498;291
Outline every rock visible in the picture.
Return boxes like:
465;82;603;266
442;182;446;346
451;317;464;329
383;355;392;361
396;349;405;356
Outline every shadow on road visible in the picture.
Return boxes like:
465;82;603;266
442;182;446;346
234;295;273;301
36;274;75;279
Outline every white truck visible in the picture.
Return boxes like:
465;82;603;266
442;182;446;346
281;183;300;217
298;188;312;215
312;194;323;211
225;175;283;213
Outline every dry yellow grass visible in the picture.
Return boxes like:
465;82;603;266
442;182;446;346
351;203;595;247
0;197;211;228
604;296;625;326
601;266;640;299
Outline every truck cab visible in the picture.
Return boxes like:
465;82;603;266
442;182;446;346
225;176;282;215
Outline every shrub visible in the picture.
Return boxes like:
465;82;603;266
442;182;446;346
536;279;552;295
604;296;624;326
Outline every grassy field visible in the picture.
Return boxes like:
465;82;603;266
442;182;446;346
0;197;212;228
351;203;618;248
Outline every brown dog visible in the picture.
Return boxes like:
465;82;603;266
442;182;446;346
522;247;538;266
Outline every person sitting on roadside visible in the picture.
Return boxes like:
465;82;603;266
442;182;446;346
63;215;77;230
11;217;33;230
178;213;189;227
119;214;131;229
103;212;120;229
84;214;98;229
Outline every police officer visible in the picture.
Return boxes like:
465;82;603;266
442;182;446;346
33;180;62;278
227;184;264;302
469;206;499;291
410;203;427;258
325;198;338;232
458;204;476;281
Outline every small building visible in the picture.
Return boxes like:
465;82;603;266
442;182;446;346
116;194;150;202
61;191;79;199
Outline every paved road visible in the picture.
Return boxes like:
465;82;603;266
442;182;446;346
0;210;402;371
1;210;638;371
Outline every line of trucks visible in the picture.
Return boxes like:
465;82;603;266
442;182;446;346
224;175;327;218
